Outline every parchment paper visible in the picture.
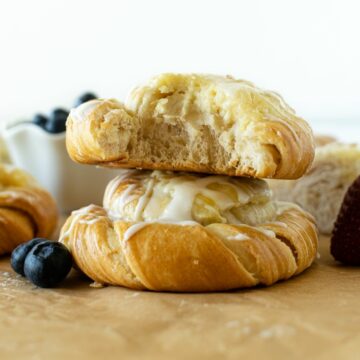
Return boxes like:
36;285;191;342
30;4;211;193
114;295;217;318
0;236;359;360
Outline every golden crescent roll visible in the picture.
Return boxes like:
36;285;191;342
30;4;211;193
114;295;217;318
66;73;315;179
269;142;360;234
60;170;318;292
0;164;58;255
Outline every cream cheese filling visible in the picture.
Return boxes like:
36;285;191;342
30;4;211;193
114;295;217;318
100;171;278;245
61;171;292;248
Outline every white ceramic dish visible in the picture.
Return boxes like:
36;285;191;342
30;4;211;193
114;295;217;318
2;123;120;213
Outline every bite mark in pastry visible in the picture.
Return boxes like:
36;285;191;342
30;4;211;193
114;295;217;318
66;74;315;179
60;170;318;292
0;164;58;255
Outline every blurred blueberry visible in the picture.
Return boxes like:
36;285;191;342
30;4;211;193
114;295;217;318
32;114;48;128
75;92;97;107
45;108;69;133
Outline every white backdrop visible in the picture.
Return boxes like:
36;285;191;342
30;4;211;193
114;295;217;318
0;0;359;140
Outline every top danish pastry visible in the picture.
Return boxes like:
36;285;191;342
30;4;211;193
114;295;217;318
66;73;315;179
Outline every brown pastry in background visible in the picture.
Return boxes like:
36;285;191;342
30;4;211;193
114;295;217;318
331;175;360;265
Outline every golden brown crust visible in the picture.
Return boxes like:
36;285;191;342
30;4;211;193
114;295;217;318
0;165;58;255
66;74;315;179
60;205;318;292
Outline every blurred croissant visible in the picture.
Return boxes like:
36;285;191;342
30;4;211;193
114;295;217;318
269;141;360;234
60;170;318;292
0;164;58;254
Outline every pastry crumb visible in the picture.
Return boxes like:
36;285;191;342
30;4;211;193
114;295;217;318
90;281;105;288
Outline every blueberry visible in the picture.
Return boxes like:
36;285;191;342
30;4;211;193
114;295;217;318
32;114;48;128
24;241;72;288
45;108;69;134
75;92;97;107
11;238;47;276
45;119;66;133
51;108;69;119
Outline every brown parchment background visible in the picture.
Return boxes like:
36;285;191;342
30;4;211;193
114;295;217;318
0;236;359;360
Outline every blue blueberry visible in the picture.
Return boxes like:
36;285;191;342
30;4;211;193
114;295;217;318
45;120;66;133
11;238;47;276
51;108;69;119
32;114;48;128
45;108;69;134
75;92;97;107
24;241;72;288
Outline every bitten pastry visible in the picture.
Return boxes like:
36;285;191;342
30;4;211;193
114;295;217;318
60;170;318;292
0;164;58;255
66;73;315;179
269;142;360;234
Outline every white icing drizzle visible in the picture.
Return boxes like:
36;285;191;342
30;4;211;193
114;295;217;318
257;228;276;238
236;224;277;239
79;218;101;225
103;170;138;207
105;171;268;224
142;174;258;222
107;183;137;221
226;233;250;241
0;191;21;199
133;178;155;221
272;221;288;228
69;99;102;122
60;204;102;243
62;171;281;251
123;223;149;244
102;170;274;245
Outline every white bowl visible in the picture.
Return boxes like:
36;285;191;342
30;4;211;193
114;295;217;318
2;123;120;213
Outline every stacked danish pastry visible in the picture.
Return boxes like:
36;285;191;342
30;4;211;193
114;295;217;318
60;73;318;292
